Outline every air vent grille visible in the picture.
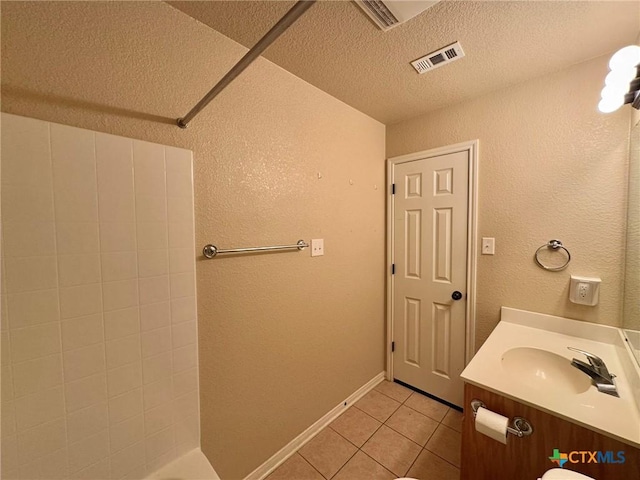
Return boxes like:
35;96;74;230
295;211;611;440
411;41;465;74
359;0;399;28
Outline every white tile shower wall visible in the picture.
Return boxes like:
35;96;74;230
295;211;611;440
0;113;199;480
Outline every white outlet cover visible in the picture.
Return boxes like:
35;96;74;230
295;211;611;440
569;275;601;306
311;239;324;257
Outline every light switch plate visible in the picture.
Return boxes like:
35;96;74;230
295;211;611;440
311;239;324;257
482;237;495;255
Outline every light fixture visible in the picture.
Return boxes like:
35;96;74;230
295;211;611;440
598;45;640;113
598;96;625;114
604;67;637;87
609;45;640;70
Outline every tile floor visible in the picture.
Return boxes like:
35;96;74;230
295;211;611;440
267;381;463;480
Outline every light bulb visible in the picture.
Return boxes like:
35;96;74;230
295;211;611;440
605;67;637;87
601;84;629;100
609;45;640;70
598;96;624;113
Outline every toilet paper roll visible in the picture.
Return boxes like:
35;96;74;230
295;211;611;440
475;406;509;444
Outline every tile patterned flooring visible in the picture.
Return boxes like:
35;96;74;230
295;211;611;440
267;381;463;480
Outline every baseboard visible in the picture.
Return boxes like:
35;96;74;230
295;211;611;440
244;371;386;480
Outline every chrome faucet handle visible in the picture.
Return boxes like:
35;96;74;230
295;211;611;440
571;359;609;383
567;347;615;380
567;347;605;369
568;347;618;396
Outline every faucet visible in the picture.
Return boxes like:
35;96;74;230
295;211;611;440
568;347;619;397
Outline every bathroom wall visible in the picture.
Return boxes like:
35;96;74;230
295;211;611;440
0;2;386;478
1;113;199;479
388;54;630;348
624;108;640;330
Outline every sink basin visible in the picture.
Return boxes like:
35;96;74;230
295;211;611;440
501;347;591;394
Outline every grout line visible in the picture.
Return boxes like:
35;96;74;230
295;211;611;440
2;251;64;260
371;383;414;405
403;447;422;477
326;423;371;451
423;425;462;470
327;445;359;480
70;453;109;478
357;448;401;478
421;424;438;447
161;148;176;455
402;401;450;423
350;404;382;424
47;121;73;477
92;131;114;479
382;420;430;448
131;139;153;475
9;349;63;368
423;445;462;471
108;419;144;456
296;451;330;480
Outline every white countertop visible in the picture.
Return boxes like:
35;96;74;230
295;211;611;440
461;307;640;448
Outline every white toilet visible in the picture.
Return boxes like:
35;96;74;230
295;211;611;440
541;468;595;479
396;468;595;480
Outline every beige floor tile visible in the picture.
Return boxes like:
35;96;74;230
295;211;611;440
441;409;464;433
425;424;462;468
330;407;381;447
374;380;413;403
385;405;439;446
361;425;421;477
406;449;460;480
298;428;357;479
333;451;396;480
355;390;401;423
404;393;449;422
266;453;324;480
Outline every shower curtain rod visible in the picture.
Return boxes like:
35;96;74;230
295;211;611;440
177;0;316;129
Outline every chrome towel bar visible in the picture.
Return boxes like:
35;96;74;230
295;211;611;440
203;240;308;259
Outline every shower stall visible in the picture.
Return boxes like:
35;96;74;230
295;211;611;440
0;113;204;479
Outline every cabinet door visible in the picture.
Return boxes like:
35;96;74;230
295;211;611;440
461;384;640;479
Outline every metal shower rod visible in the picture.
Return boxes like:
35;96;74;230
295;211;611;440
177;0;316;129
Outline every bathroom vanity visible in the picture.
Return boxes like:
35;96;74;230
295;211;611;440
460;308;640;480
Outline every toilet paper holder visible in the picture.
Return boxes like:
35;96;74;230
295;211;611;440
471;399;534;438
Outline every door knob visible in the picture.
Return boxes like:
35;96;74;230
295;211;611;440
451;291;463;300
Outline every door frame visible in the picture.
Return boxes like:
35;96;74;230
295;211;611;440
386;140;479;383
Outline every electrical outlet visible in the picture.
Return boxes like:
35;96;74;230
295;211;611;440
311;239;324;257
569;275;601;306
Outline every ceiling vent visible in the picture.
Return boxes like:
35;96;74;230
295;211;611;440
355;0;440;31
411;42;465;74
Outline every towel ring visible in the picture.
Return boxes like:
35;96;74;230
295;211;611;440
534;240;571;271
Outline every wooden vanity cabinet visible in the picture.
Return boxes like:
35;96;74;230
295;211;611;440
461;383;640;479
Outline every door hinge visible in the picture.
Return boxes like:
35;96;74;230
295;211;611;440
392;183;395;195
391;264;395;275
391;341;395;352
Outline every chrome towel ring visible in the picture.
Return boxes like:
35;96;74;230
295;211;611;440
534;239;571;271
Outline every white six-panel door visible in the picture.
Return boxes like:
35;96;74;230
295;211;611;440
391;149;470;407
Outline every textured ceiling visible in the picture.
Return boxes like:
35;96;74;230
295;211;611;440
170;0;639;125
